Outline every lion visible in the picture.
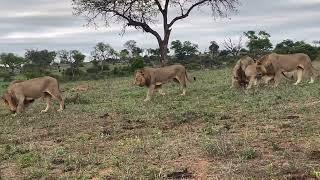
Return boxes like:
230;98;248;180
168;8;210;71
256;53;316;86
231;56;255;88
134;64;192;101
244;63;260;89
2;76;65;114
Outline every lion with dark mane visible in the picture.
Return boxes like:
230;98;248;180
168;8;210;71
134;64;193;101
231;56;257;89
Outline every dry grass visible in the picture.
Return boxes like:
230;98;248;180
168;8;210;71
0;68;320;179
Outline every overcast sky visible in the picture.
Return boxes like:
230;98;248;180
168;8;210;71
0;0;319;56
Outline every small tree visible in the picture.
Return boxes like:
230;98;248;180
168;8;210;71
223;36;243;56
58;50;85;78
209;41;220;58
0;53;25;73
274;40;319;60
91;42;117;72
244;31;273;58
147;48;161;57
171;40;199;60
25;49;56;70
124;40;143;57
119;49;130;63
72;0;239;64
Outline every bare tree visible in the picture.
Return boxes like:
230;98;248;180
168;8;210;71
223;36;243;56
72;0;239;64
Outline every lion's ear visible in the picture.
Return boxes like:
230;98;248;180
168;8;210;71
139;69;147;76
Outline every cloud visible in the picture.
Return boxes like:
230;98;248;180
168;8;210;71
0;0;319;56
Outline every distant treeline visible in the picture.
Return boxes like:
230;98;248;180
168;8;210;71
0;31;319;82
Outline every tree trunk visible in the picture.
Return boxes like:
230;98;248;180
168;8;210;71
101;61;104;72
159;41;168;66
158;29;171;66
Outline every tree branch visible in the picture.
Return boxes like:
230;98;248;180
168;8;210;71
169;0;209;28
164;0;170;12
154;0;163;13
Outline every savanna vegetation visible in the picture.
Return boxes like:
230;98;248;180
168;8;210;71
1;68;320;179
1;0;320;178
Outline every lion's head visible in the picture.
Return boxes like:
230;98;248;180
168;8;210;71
256;55;273;76
2;91;35;113
2;92;17;113
240;56;255;71
134;69;150;87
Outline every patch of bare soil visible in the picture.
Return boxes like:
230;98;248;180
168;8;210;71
191;159;210;179
0;163;20;179
90;167;114;180
284;171;317;180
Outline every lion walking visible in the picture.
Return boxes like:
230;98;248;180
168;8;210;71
134;64;192;101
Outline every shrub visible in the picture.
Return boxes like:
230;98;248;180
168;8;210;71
0;71;13;82
112;66;131;76
203;136;234;157
130;56;144;72
64;68;84;77
240;147;258;160
86;66;100;74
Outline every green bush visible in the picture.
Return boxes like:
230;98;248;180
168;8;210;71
130;56;144;72
112;66;131;76
86;66;100;74
0;71;13;82
21;64;55;79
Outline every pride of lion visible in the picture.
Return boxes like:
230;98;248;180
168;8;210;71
232;53;317;89
1;53;317;114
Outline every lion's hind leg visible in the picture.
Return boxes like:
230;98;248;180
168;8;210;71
309;76;315;84
41;93;52;113
308;66;315;84
294;68;303;85
46;88;65;112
